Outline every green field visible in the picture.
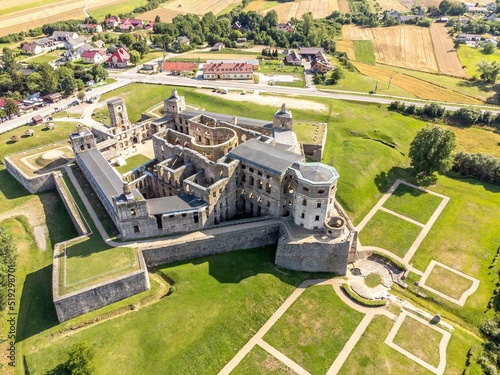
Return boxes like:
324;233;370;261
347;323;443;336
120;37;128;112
25;247;329;374
116;154;151;175
424;264;474;300
457;45;500;78
88;0;149;21
383;183;444;224
353;40;375;65
264;285;364;374
359;210;423;257
232;345;297;374
0;0;64;17
22;49;63;64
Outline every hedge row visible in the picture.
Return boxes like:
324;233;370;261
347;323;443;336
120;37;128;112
370;251;407;271
341;283;387;307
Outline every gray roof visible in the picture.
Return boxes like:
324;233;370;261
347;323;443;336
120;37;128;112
291;162;339;184
272;128;295;148
207;59;259;66
181;109;272;129
299;47;324;56
107;98;123;105
147;194;206;214
77;148;123;203
228;138;302;175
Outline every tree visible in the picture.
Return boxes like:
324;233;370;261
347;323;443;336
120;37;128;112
90;64;108;81
155;15;161;23
483;42;496;55
60;75;77;96
423;102;445;118
66;341;95;375
131;36;150;58
129;50;140;66
118;33;134;47
409;126;456;175
477;60;500;83
330;67;344;84
4;98;19;117
38;62;59;93
77;90;85;102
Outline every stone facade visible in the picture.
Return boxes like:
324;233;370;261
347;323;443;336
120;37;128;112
5;156;56;194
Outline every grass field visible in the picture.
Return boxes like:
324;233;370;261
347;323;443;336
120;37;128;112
424;264;474;300
359;210;423;257
25;247;330;374
353;40;375;65
293;122;325;145
264;285;364;374
457;45;500;78
88;0;148;21
22;49;62;64
393;316;443;367
116;154;151;175
382;183;444;224
232;344;298;374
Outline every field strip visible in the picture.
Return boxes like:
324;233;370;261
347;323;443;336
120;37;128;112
430;23;468;78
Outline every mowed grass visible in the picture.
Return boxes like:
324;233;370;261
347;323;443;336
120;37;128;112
353;40;375;65
382;183;444;224
338;315;433;375
406;175;500;329
25;247;329;375
359;210;422;257
424;265;474;301
393;316;443;367
232;344;298;375
264;285;364;375
457;45;500;78
59;173;138;294
293;122;324;144
116;154;151;175
0;121;77;163
22;49;63;64
89;0;148;20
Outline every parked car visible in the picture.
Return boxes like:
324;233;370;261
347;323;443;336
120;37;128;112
86;87;92;92
71;100;79;106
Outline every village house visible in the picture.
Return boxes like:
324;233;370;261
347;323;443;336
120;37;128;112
276;22;294;33
455;33;482;44
105;16;120;29
145;21;155;31
21;38;57;55
94;40;105;49
129;19;144;28
43;93;62;103
78;23;103;33
81;50;106;64
107;47;130;68
172;36;190;50
63;50;81;62
285;50;302;66
211;42;225;51
161;61;197;75
76;43;93;55
207;59;259;70
64;35;89;50
203;62;253;80
119;20;134;32
484;13;497;21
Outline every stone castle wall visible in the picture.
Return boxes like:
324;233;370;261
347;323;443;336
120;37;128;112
142;220;281;267
5;156;56;194
53;173;89;236
53;240;150;322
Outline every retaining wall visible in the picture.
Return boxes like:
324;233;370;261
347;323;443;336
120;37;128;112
53;173;89;236
5;156;56;194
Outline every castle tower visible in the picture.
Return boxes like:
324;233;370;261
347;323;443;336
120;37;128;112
107;98;130;129
164;88;186;115
273;103;293;131
69;124;97;152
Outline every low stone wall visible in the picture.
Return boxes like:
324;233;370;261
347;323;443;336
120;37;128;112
142;221;281;267
53;239;150;323
5;156;56;194
53;173;89;236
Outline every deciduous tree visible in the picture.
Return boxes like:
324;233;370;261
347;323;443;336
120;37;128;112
409;126;456;175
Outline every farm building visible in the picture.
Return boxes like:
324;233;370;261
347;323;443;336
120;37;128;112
161;62;197;75
207;59;260;70
31;115;43;125
43;93;62;103
172;36;190;50
285;51;302;66
455;33;482;44
211;42;225;51
107;48;130;68
203;62;253;80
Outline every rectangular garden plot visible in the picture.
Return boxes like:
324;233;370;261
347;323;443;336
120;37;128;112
263;285;364;375
359;210;422;258
382;183;444;224
231;344;298;375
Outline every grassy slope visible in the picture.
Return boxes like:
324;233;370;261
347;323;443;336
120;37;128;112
264;286;364;375
25;247;330;374
353;40;375;65
457;45;500;78
425;265;474;300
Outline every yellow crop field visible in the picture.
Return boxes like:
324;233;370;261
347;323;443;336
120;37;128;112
430;23;467;78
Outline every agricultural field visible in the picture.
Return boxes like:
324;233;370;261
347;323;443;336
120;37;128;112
141;0;241;23
244;0;338;23
370;0;408;11
353;40;375;65
87;0;148;21
337;0;350;13
457;44;500;78
342;24;468;78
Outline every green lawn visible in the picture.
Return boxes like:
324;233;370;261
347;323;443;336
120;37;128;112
382;183;444;224
457;45;500;78
22;49;63;64
59;173;136;294
116;154;151;175
393;316;443;367
424;265;473;301
89;0;149;21
353;40;375;65
338;315;433;375
293;122;324;144
232;344;298;375
25;247;330;374
364;273;381;288
1;121;77;164
264;285;364;375
359;210;423;258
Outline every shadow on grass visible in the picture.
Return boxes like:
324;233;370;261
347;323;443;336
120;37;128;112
45;363;69;375
0;169;30;200
456;80;497;94
446;172;500;193
163;246;334;285
16;264;59;342
41;192;78;245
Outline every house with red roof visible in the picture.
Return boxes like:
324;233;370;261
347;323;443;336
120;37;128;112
203;62;253;80
105;16;120;29
119;20;134;32
107;47;130;68
129;19;144;28
81;50;106;64
162;61;197;75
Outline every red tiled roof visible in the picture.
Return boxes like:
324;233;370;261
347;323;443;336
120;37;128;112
107;48;130;63
82;50;98;58
203;62;253;74
162;62;197;71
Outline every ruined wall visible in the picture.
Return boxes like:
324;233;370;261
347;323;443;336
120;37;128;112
53;242;150;323
53;174;89;236
5;156;56;194
142;221;281;267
